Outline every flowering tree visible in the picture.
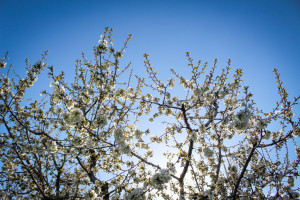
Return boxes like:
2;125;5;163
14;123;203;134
0;28;299;200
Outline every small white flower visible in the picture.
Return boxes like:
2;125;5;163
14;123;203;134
72;135;86;148
193;88;202;96
231;110;250;131
84;189;97;200
165;92;171;99
150;169;171;188
225;96;237;107
62;112;72;125
124;188;144;200
275;110;281;115
198;124;206;134
169;165;176;174
69;108;83;123
127;87;135;95
114;127;124;144
150;135;159;143
46;140;58;154
92;114;107;128
168;78;175;89
190;131;197;141
120;144;131;155
66;101;75;110
203;147;214;158
292;126;300;137
134;129;143;139
165;108;173;116
288;176;294;187
256;118;269;130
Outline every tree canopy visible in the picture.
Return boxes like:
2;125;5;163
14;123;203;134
0;28;299;200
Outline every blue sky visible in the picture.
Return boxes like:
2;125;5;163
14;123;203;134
1;0;299;112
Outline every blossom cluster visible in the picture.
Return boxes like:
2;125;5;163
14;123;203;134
62;108;83;125
84;189;98;200
114;127;131;154
230;109;250;131
52;84;66;105
203;147;214;158
0;29;299;200
150;169;172;189
46;140;58;153
124;188;144;200
92;112;108;129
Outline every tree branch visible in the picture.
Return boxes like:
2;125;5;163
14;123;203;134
232;142;257;200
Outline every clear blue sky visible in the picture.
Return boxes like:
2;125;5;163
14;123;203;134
1;0;299;112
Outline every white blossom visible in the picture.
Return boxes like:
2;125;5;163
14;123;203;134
190;131;197;141
168;78;175;89
203;147;214;157
124;188;144;200
193;88;202;96
256;118;269;130
150;135;161;143
134;129;143;139
225;96;237;107
165;108;173;116
84;189;97;200
231;110;250;131
72;135;86;148
62;112;72;125
150;169;171;188
92;114;107;128
120;143;131;155
66;100;75;110
198;124;206;134
127;87;135;95
114;127;124;144
46;140;58;154
69;108;83;123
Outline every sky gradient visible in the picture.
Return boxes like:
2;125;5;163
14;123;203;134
1;0;299;112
